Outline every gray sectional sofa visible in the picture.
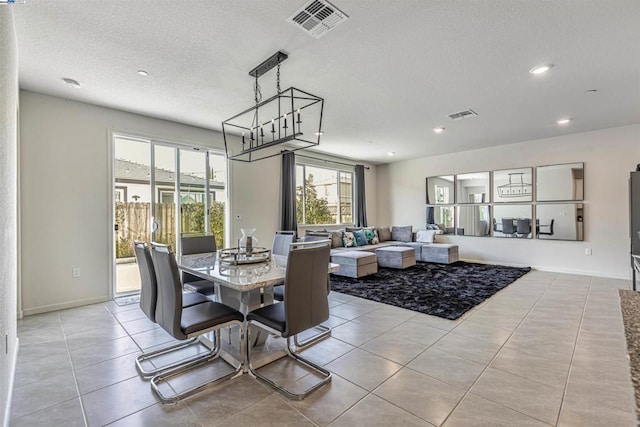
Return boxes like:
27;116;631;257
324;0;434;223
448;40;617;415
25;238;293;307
303;226;459;278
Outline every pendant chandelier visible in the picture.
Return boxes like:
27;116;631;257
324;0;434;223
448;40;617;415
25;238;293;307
222;51;324;162
497;172;532;197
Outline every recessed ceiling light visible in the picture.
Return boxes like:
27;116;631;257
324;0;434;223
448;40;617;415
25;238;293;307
314;131;324;136
62;77;81;89
529;64;554;75
387;151;395;156
433;127;445;134
137;70;149;77
557;118;572;125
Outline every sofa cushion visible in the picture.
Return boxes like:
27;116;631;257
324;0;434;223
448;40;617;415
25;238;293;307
377;226;392;242
331;250;377;266
343;231;357;247
328;230;344;248
345;226;362;233
392;225;412;242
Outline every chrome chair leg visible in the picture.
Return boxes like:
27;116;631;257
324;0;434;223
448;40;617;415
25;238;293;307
294;324;331;350
150;322;244;404
247;321;331;401
136;337;201;378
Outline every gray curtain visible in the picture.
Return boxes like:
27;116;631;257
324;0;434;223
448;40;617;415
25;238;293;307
426;206;435;224
354;164;367;227
280;151;297;233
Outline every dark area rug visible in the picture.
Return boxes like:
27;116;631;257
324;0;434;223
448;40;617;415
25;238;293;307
330;261;531;320
619;289;640;422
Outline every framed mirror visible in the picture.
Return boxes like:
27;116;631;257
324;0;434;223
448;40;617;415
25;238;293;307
426;175;455;204
536;203;584;241
426;205;455;234
455;205;491;237
493;167;533;203
456;172;490;203
536;162;584;201
493;204;533;238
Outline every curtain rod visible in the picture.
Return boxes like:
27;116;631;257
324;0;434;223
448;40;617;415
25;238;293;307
294;154;370;170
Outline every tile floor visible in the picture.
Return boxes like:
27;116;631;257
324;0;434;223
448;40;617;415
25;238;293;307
9;270;638;426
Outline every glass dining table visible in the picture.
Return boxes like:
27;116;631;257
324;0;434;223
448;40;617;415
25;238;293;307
177;251;339;371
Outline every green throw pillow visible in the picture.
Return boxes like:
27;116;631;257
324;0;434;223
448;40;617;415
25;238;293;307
353;229;368;247
363;227;379;244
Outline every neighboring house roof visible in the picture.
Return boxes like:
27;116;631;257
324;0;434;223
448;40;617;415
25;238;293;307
114;158;224;189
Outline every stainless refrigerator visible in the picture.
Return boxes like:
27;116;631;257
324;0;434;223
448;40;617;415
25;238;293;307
631;170;640;290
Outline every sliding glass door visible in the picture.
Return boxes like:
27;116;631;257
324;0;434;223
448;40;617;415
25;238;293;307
113;135;226;295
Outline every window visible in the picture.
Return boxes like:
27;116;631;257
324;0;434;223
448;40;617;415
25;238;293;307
296;163;354;225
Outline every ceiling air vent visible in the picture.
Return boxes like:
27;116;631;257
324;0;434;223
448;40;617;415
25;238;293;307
448;109;478;121
287;0;349;39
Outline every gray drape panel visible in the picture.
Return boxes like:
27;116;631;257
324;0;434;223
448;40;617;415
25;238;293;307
280;151;298;233
426;206;435;224
355;164;367;227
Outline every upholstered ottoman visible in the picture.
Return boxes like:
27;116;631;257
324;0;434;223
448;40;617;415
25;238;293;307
420;243;459;264
375;246;416;269
331;251;378;278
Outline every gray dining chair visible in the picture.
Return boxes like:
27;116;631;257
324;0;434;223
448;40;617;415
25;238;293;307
502;218;517;237
180;233;217;297
516;219;531;238
148;243;245;404
272;232;332;349
272;231;296;301
133;241;210;378
246;240;332;400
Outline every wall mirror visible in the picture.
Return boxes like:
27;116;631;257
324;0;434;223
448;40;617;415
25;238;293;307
536;162;584;201
493;167;533;203
455;205;491;237
536;203;584;241
426;205;455;234
426;175;455;204
456;172;490;203
493;204;533;238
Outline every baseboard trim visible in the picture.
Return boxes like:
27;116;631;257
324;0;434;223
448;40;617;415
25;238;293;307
3;337;19;427
460;258;630;281
22;296;111;316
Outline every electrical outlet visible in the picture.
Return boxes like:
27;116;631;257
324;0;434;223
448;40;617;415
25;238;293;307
72;267;81;278
585;248;592;256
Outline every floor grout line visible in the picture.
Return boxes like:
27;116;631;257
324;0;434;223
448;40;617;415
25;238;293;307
438;274;559;426
59;312;90;427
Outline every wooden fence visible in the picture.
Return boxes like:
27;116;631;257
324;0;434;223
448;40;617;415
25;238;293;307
115;202;225;258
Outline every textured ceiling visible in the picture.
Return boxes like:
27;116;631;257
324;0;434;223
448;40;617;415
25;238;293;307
12;0;640;164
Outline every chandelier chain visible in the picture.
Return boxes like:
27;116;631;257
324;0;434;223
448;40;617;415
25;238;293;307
276;62;281;94
254;74;262;105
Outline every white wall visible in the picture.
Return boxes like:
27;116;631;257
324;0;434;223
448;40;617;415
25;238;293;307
19;91;378;315
378;124;640;279
20;91;226;315
0;8;19;425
